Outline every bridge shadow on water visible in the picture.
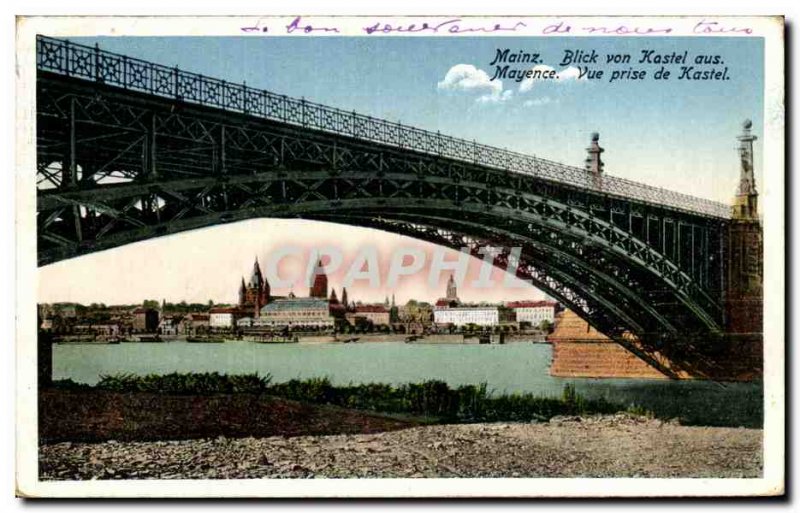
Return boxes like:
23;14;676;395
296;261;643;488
571;379;763;429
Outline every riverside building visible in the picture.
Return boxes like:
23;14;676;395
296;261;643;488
506;300;559;325
254;293;335;330
432;273;513;327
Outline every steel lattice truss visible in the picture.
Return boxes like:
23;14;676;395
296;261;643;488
37;36;731;218
36;39;734;373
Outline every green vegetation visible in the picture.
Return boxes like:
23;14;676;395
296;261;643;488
51;373;647;424
91;372;270;394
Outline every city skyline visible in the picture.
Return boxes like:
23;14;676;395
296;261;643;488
37;219;550;306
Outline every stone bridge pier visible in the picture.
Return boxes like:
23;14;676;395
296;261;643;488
550;121;763;381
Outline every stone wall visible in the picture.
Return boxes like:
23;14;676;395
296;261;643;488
547;310;762;381
548;311;668;379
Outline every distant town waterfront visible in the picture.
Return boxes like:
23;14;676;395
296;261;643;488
52;340;763;427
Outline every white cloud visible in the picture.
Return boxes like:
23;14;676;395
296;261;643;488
477;89;513;104
438;64;510;104
523;97;554;108
557;66;583;81
518;65;586;93
438;64;499;94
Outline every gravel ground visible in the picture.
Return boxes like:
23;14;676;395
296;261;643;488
40;414;762;479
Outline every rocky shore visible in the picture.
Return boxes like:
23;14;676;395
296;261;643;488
40;414;761;479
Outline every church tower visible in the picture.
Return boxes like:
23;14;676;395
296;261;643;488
238;277;246;307
310;260;328;298
245;256;266;317
446;273;458;301
389;293;399;323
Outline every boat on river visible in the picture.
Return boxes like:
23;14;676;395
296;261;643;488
186;336;225;343
134;335;162;343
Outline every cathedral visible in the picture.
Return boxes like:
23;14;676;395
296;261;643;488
237;257;340;319
234;256;377;327
238;257;271;318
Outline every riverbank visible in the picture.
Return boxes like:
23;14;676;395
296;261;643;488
52;343;764;427
164;333;547;344
39;413;762;479
45;373;644;439
39;389;422;444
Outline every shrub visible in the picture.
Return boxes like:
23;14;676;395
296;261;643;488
55;373;650;423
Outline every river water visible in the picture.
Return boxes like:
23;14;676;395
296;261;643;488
52;340;762;427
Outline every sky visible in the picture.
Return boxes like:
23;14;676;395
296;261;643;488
38;36;765;306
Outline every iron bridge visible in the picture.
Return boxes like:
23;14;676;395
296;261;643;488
35;36;736;377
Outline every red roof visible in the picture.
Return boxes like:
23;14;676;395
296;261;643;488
209;307;238;314
435;298;458;307
355;305;388;313
506;300;557;309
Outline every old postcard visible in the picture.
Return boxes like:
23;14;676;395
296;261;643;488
15;15;784;497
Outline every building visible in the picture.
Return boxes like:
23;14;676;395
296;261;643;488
238;257;271;318
73;322;122;338
398;302;433;324
434;305;511;327
388;294;399;322
431;272;518;327
255;294;335;330
328;288;348;319
348;304;391;326
40;317;55;331
132;307;159;333
179;313;210;335
54;303;78;319
158;315;182;335
309;260;328;298
506;300;559;326
445;274;458;301
209;306;241;330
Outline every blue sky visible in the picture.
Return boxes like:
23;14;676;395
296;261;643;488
40;36;765;305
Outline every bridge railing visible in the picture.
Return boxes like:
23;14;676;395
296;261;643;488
36;35;731;219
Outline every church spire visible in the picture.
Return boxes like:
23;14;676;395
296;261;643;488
446;273;458;301
248;255;264;289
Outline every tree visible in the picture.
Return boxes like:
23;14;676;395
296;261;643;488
538;320;554;333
